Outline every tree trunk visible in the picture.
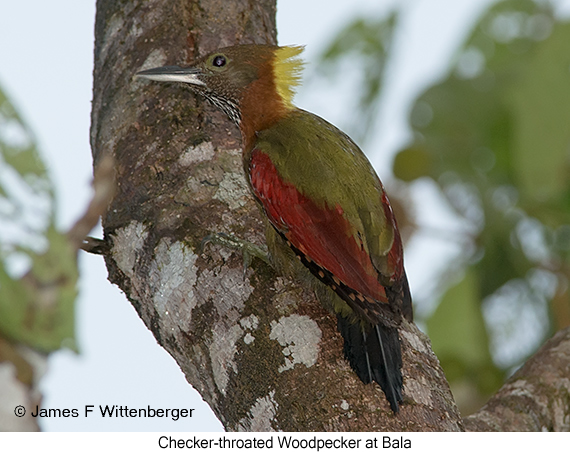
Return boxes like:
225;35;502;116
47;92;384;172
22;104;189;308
90;0;570;431
0;341;42;432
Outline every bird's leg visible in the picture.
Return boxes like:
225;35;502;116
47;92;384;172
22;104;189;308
201;232;270;276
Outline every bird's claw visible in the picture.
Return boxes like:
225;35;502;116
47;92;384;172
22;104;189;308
201;232;270;277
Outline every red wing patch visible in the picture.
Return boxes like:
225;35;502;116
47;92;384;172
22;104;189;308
249;149;390;304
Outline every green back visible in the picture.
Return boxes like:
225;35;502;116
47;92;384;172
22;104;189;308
254;109;395;278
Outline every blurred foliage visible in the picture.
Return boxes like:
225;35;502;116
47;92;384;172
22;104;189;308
0;86;78;353
317;12;398;141
320;0;570;414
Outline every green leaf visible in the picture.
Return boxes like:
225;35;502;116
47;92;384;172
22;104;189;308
392;146;433;182
505;19;570;204
0;227;78;352
395;0;570;224
427;269;503;394
394;0;570;305
0;85;78;352
0;89;49;179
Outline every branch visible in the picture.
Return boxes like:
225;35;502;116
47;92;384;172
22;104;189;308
465;326;570;431
68;153;116;254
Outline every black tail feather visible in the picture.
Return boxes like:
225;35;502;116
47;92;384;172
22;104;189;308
337;315;403;413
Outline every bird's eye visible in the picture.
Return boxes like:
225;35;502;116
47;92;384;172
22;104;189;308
212;55;226;67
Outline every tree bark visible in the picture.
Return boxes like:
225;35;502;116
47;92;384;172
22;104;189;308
90;0;569;431
0;341;43;432
464;327;570;432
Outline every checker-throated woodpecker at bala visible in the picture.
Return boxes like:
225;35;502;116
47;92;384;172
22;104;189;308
137;45;413;413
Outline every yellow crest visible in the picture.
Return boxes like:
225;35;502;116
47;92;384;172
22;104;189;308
273;46;305;110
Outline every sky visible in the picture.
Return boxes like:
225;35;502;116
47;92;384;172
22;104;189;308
0;0;502;431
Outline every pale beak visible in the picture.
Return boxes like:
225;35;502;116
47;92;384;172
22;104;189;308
136;66;206;87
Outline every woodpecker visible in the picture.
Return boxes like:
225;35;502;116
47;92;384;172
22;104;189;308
137;45;413;413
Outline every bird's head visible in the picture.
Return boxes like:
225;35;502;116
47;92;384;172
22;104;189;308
137;45;304;140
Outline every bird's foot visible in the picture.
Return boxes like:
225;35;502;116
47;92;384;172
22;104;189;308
201;232;270;276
